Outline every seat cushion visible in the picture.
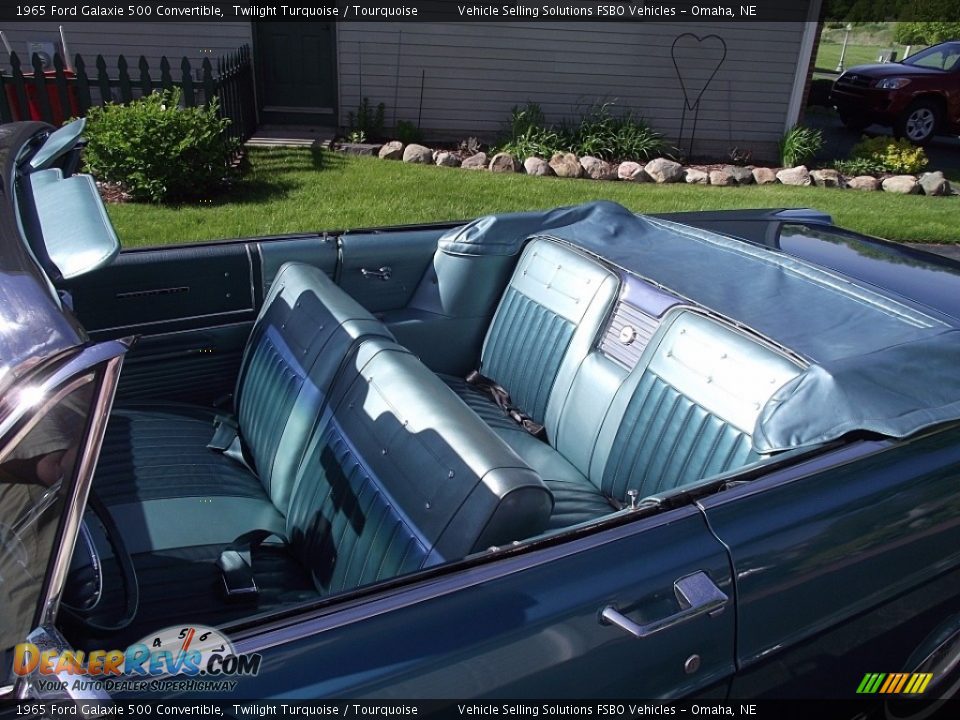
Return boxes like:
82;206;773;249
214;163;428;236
95;405;285;553
493;429;611;530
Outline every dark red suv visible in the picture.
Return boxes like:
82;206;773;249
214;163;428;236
831;40;960;144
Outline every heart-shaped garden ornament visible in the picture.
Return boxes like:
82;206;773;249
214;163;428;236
671;33;727;111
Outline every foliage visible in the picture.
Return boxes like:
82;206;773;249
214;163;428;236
559;103;665;162
496;103;564;159
728;147;753;165
394;120;423;145
778;126;824;167
895;22;960;45
459;137;482;155
347;98;386;140
496;101;664;162
346;130;367;143
832;157;886;176
82;88;238;203
850;136;928;174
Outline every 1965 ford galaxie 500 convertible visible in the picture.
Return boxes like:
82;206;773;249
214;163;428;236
0;119;959;704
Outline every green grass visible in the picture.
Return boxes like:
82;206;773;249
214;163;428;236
105;148;960;248
815;42;911;73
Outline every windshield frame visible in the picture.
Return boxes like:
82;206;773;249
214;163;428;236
0;340;126;696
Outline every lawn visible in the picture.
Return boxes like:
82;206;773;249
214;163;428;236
814;43;910;73
106;148;959;248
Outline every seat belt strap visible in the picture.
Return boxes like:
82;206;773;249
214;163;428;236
466;370;547;442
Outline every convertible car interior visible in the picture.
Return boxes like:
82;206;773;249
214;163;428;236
14;121;960;654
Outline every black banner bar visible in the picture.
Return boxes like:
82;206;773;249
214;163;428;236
3;699;960;720
0;2;834;24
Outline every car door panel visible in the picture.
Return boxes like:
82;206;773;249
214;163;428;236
702;431;960;698
114;323;251;406
226;507;735;699
337;230;443;313
257;234;338;297
63;242;257;406
67;243;256;334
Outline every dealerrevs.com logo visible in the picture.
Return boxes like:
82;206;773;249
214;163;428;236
12;625;261;693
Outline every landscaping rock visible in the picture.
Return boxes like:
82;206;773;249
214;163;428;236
847;175;881;191
684;168;709;184
811;169;844;188
709;168;736;186
580;156;617;181
729;166;755;185
919;171;950;197
461;152;489;170
402;144;433;164
550;152;583;179
435;151;461;168
339;142;382;157
882;175;920;194
524;157;553;176
644;158;685;183
776;166;812;186
752;167;777;185
378;141;404;160
489;152;521;173
618;161;650;182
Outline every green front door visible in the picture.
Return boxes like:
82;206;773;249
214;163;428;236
254;22;337;125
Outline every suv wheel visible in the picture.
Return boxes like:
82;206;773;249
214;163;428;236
895;99;942;145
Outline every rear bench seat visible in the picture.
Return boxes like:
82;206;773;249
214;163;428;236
91;262;551;639
445;237;802;528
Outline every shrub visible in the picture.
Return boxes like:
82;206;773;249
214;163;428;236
496;103;563;159
832;157;885;176
347;98;386;140
82;88;238;203
779;125;824;167
850;136;928;174
561;103;665;162
394;120;423;145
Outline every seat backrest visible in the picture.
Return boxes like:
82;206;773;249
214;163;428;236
285;337;552;595
235;262;393;510
590;310;802;501
480;238;619;432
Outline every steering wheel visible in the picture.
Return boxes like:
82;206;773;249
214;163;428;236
60;492;139;633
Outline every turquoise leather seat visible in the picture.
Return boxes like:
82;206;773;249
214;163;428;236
95;262;394;552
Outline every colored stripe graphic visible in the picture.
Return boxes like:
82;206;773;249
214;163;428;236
856;672;933;694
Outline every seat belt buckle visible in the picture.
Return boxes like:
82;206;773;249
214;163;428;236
218;549;259;602
208;414;239;452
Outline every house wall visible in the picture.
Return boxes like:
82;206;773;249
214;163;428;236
337;18;819;162
0;22;252;80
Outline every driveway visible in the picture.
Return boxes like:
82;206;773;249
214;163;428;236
803;107;960;180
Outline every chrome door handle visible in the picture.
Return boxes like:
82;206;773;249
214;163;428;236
600;571;728;639
360;266;392;281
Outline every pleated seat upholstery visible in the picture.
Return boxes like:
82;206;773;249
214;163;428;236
94;262;394;552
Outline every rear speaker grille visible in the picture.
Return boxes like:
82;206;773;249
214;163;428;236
599;302;659;370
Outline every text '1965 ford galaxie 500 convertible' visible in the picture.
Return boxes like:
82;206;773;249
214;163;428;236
0;119;959;708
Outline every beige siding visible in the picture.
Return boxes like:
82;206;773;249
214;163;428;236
0;22;252;78
337;21;810;160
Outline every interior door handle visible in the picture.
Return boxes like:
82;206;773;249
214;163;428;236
361;266;392;281
600;571;728;639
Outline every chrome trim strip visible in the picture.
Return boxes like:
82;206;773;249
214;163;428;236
39;351;124;627
91;309;254;334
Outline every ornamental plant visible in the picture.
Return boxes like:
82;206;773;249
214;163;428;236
850;136;928;175
82;88;239;203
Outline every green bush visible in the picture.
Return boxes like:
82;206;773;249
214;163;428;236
496;103;563;159
849;136;928;174
347;98;386;140
496;101;664;162
560;103;665;162
778;125;824;167
82;89;238;203
832;157;885;176
394;120;423;145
